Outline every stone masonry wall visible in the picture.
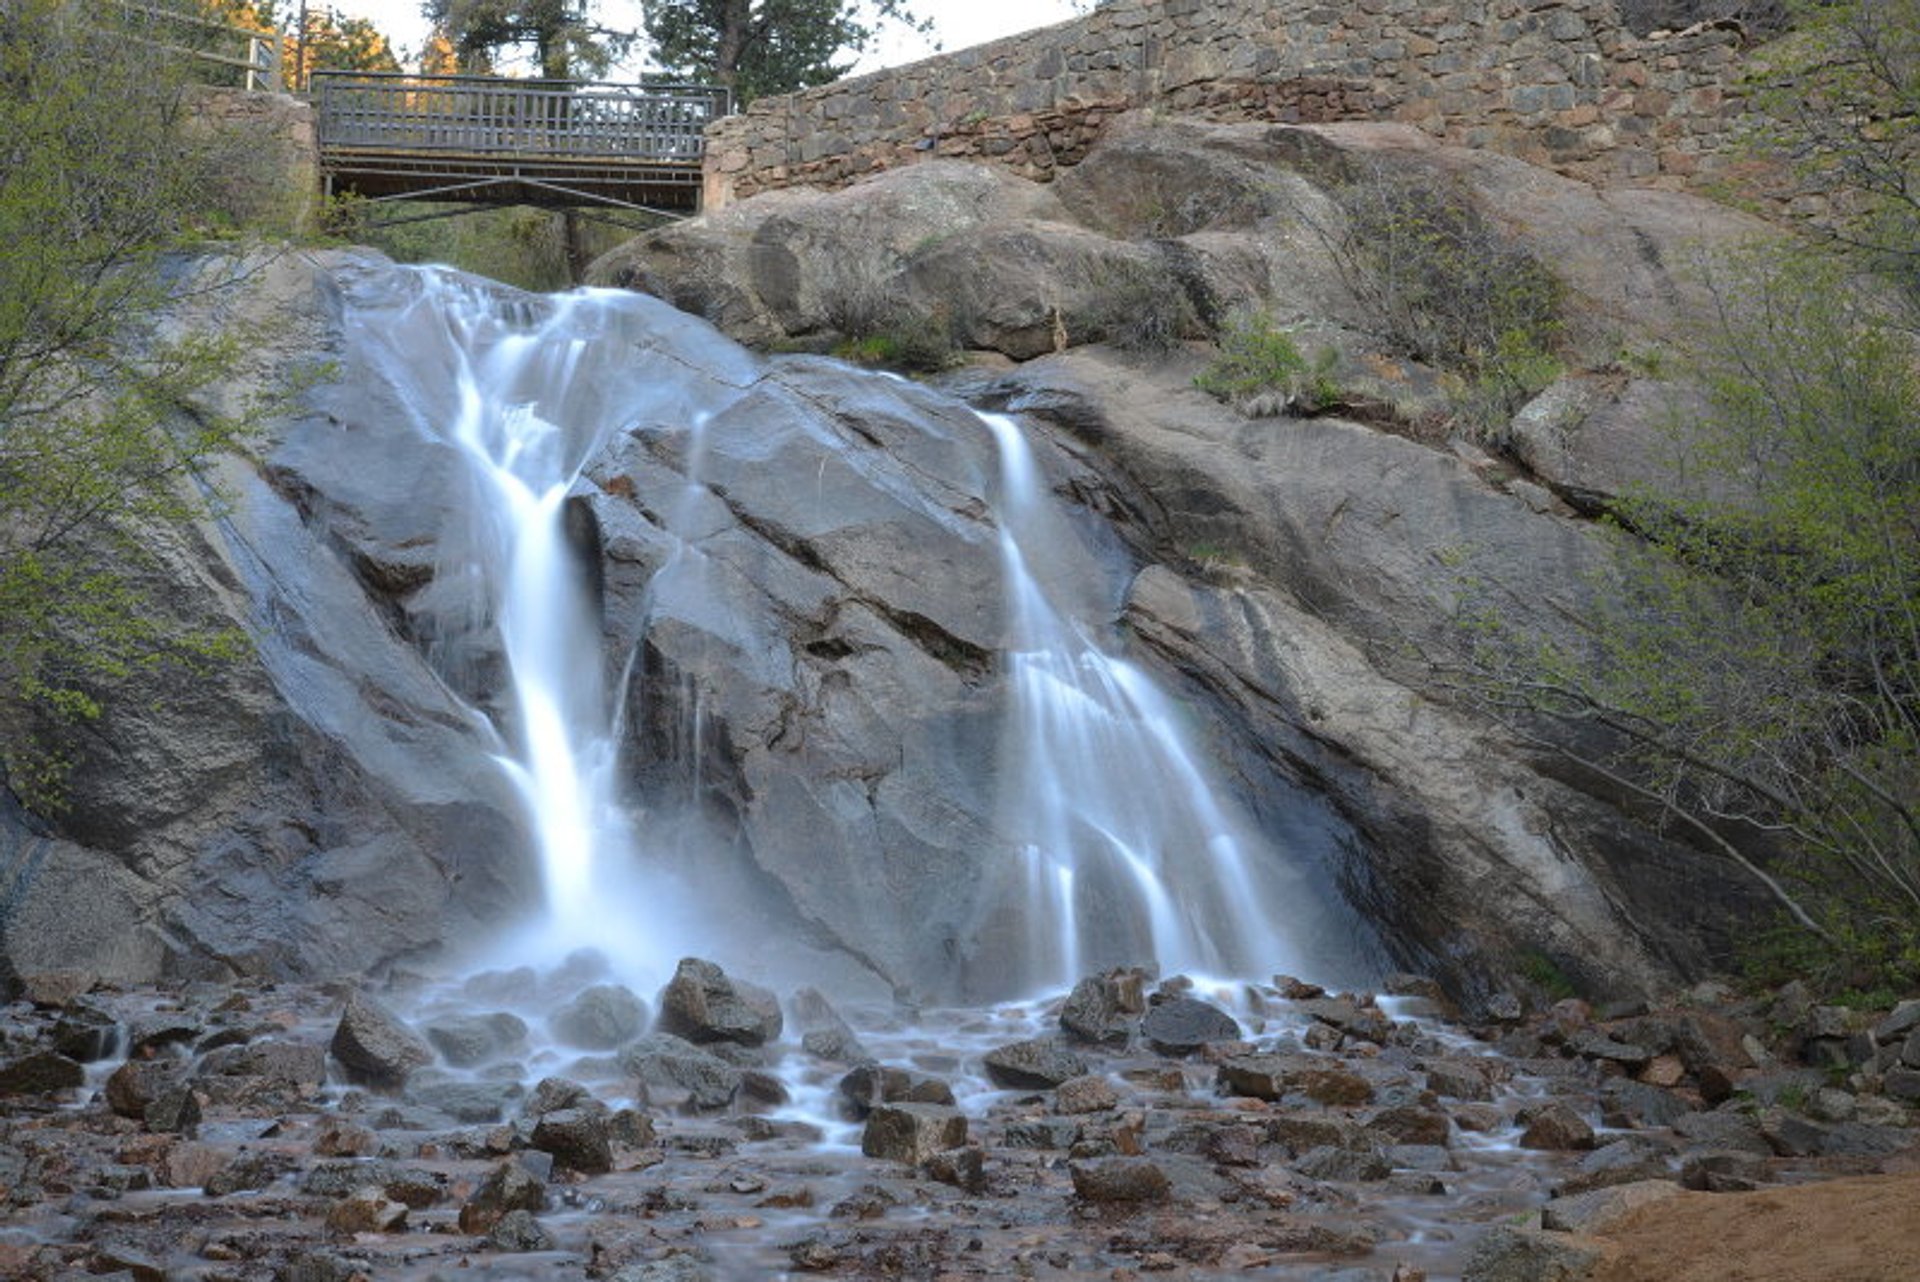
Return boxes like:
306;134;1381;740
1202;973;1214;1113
702;0;1759;206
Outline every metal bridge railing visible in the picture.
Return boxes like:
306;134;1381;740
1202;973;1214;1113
312;72;732;164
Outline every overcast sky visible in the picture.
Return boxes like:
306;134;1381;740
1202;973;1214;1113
324;0;1086;77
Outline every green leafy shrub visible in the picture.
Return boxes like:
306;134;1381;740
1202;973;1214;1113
1323;167;1564;438
1195;308;1342;415
1448;249;1920;997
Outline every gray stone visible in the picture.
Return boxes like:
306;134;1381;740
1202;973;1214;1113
1518;1102;1595;1151
981;1038;1089;1089
458;1159;546;1234
1068;1156;1171;1203
620;1036;742;1112
550;984;648;1050
837;1063;955;1118
329;993;432;1088
656;958;782;1047
1059;969;1148;1046
487;1208;554;1252
530;1106;614;1174
424;1012;528;1067
0;1050;85;1096
1294;1144;1392;1182
1140;997;1241;1055
1872;999;1920;1046
1540;1179;1682;1233
1461;1225;1603;1282
860;1102;967;1165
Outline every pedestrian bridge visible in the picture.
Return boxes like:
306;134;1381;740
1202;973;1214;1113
312;72;731;216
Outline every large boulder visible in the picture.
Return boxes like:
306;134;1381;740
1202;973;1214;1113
656;958;783;1047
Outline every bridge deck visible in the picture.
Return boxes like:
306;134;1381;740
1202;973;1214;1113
313;72;729;214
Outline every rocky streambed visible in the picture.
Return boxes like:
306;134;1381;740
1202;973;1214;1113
2;961;1917;1281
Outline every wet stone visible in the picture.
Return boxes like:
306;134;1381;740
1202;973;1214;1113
982;1037;1089;1089
1296;995;1394;1044
49;1005;120;1062
488;1207;555;1251
621;1035;743;1112
1424;1058;1495;1101
1003;1117;1081;1149
657;958;782;1047
1069;1155;1171;1203
924;1145;986;1192
424;1011;528;1067
324;1187;408;1233
105;1059;186;1119
1055;1073;1120;1114
1518;1101;1596;1151
459;1158;547;1234
837;1064;954;1118
860;1102;967;1165
1294;1144;1393;1182
0;1051;85;1096
531;1105;615;1174
1141;996;1241;1056
1059;968;1148;1047
1679;1148;1773;1192
329;993;431;1088
551;983;648;1050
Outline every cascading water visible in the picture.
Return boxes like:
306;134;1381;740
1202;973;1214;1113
977;412;1345;992
338;263;1366;1003
342;267;747;978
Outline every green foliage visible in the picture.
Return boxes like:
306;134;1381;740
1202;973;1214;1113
1325;167;1564;438
1195;308;1341;415
645;0;928;105
1455;248;1920;995
1515;950;1578;1001
1747;0;1920;302
426;0;632;76
0;0;265;810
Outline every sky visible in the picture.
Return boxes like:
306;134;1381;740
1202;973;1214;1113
324;0;1087;78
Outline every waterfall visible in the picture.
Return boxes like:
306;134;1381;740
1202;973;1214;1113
336;264;1367;999
340;267;728;979
978;413;1330;991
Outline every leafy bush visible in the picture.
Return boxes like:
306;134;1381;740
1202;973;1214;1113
1323;167;1564;438
1449;249;1920;995
1195;308;1341;415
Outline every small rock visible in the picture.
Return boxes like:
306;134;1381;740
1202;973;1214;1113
1141;996;1241;1055
1296;995;1393;1043
424;1012;528;1067
1679;1148;1772;1192
837;1064;954;1118
1055;1074;1120;1114
1068;1156;1170;1203
1366;1105;1450;1147
551;983;648;1050
1294;1144;1392;1182
860;1102;967;1165
1540;1179;1682;1233
324;1187;409;1234
49;1004;120;1061
144;1085;202;1136
982;1038;1089;1089
620;1035;742;1112
458;1159;546;1234
105;1059;186;1119
1518;1102;1595;1151
0;1051;85;1096
1871;999;1920;1046
924;1145;986;1192
487;1207;555;1252
1461;1225;1601;1282
1425;1059;1495;1101
329;993;432;1088
1060;968;1148;1046
531;1105;613;1174
657;958;782;1047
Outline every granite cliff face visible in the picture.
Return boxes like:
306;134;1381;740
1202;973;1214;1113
0;115;1779;1006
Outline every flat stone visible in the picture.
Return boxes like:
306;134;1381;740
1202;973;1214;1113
1068;1155;1171;1203
0;1051;85;1096
1541;1178;1682;1233
1141;997;1241;1055
982;1038;1089;1089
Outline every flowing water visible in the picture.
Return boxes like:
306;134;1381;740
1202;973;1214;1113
341;264;1365;1000
977;411;1339;991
